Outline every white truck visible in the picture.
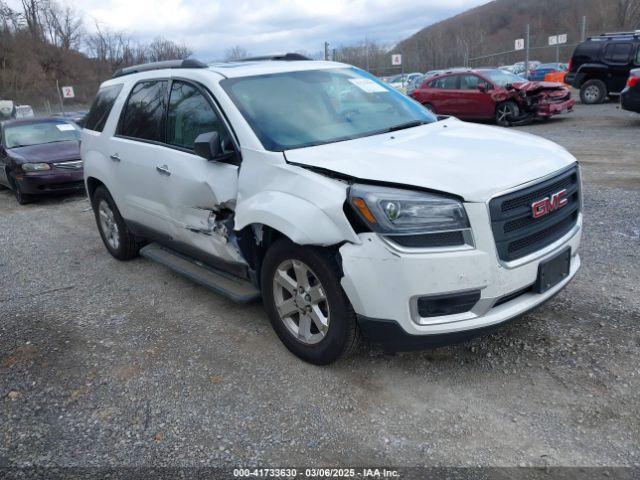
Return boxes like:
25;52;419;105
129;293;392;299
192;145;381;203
82;56;582;364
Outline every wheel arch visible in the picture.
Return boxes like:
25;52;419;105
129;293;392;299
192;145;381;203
86;176;106;201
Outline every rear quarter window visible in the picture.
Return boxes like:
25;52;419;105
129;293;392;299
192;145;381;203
604;43;633;64
84;84;123;132
573;42;602;64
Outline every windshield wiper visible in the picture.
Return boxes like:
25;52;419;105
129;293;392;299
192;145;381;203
384;120;430;133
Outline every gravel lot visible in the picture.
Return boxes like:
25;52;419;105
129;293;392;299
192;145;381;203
1;100;639;469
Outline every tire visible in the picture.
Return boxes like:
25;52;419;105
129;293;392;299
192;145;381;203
8;173;32;205
423;103;436;114
580;79;607;105
495;101;519;127
91;186;143;261
261;238;359;365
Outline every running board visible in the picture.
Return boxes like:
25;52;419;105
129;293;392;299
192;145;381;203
140;243;261;303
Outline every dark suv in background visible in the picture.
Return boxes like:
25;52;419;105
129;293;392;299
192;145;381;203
566;31;640;104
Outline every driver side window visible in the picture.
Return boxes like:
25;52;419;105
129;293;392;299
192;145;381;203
429;76;459;90
167;81;232;153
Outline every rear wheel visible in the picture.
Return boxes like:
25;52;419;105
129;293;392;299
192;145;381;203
423;103;436;114
91;186;143;260
580;79;607;104
495;101;519;127
261;238;359;365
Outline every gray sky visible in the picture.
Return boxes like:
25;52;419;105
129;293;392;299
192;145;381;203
9;0;491;60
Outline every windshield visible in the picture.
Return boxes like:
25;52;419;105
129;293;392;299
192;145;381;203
482;70;528;87
221;67;435;151
4;120;80;148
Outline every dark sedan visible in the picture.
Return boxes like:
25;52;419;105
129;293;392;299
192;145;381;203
0;117;84;204
621;69;640;114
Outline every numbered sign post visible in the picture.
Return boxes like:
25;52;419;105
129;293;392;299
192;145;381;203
391;54;402;66
515;38;525;51
61;86;75;98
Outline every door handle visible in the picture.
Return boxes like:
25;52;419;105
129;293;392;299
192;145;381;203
156;164;171;176
109;153;121;162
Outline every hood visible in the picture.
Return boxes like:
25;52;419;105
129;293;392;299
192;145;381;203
7;140;80;164
284;118;577;202
512;81;567;92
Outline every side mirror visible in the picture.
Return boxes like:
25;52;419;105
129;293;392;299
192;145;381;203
194;131;221;160
194;131;240;166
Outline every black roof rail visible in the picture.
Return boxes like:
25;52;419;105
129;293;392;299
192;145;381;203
238;53;311;62
112;59;208;78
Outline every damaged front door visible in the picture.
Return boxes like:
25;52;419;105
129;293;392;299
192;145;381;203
156;79;244;265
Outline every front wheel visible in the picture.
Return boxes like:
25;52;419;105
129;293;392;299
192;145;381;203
495;101;519;127
9;174;32;205
261;239;359;365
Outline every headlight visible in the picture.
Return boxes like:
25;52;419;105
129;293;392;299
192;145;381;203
348;184;471;248
22;163;51;172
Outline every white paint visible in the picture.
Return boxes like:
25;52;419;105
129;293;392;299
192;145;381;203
56;123;76;131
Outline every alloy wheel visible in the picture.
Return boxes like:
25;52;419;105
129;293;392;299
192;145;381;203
272;259;330;345
98;200;120;250
497;104;513;123
583;85;600;103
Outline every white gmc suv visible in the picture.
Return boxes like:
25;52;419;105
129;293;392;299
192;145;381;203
82;56;582;364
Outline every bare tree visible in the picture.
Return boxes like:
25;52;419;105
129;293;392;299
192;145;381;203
20;0;45;38
43;1;83;49
616;0;640;28
224;45;250;61
147;37;192;62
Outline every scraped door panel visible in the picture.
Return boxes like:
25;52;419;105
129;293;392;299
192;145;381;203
159;79;243;264
155;149;242;264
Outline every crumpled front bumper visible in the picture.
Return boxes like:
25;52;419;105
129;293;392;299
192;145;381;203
536;98;575;117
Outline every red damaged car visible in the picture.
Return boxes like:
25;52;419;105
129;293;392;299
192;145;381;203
410;69;575;126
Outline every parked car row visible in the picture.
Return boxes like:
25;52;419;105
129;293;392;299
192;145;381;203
409;68;574;126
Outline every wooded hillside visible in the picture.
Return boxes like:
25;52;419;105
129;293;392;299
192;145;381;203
0;0;191;112
396;0;640;72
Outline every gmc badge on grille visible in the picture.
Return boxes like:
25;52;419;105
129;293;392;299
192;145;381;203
532;189;568;219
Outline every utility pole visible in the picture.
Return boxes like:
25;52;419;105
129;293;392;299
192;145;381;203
324;42;329;61
524;24;530;80
581;16;587;42
55;79;64;114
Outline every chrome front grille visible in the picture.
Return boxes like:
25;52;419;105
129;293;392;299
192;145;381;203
53;160;83;170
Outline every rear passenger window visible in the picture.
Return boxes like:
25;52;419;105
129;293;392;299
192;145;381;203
84;84;123;132
604;43;632;64
120;80;168;142
636;47;640;65
429;76;459;89
167;81;232;152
